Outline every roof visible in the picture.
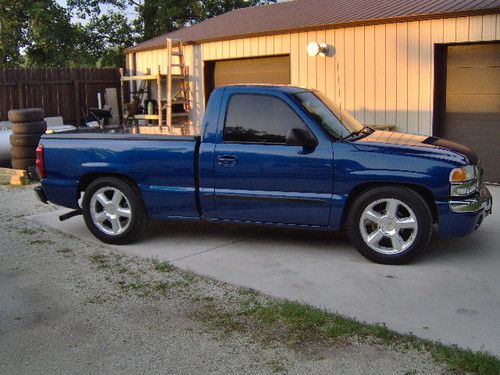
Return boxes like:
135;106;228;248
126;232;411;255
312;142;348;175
128;0;500;52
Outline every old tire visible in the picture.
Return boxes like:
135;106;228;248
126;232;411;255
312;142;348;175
347;187;432;265
8;108;44;123
11;121;47;135
11;158;36;171
82;177;149;245
9;134;41;147
10;146;36;159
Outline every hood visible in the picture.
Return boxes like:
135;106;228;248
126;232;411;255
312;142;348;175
354;130;478;165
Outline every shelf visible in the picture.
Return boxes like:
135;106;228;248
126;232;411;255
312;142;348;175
134;114;160;120
171;113;189;118
122;74;164;81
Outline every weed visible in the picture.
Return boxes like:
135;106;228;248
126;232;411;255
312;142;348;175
57;247;72;254
20;228;43;235
267;358;287;374
85;295;107;305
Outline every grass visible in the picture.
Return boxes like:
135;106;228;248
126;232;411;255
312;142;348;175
152;259;174;273
19;228;44;235
87;253;500;375
239;299;500;375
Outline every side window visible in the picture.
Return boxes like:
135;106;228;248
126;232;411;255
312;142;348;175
224;94;308;144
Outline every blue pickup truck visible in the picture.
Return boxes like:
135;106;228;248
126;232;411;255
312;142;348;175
34;85;492;264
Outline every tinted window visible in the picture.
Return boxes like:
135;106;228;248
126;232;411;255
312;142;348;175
224;94;307;144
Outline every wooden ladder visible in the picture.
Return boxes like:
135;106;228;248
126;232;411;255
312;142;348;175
165;38;191;134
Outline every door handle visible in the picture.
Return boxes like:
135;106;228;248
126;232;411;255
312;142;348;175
217;155;238;167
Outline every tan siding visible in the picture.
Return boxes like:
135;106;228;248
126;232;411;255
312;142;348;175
344;28;355;113
298;32;308;87
335;28;346;108
396;22;409;131
482;14;496;40
307;31;318;89
316;30;327;94
365;25;376;126
324;29;336;101
469;16;483;41
374;25;386;126
130;14;499;134
419;20;432;134
497;14;500;38
385;23;397;127
407;21;420;134
354;27;365;123
456;17;469;41
443;18;456;43
290;34;299;85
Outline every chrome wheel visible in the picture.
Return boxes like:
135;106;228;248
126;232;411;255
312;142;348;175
89;187;132;236
359;198;418;255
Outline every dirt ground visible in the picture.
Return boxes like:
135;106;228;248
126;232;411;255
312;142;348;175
0;185;448;374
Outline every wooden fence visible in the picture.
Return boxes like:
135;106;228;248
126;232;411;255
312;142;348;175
0;68;122;125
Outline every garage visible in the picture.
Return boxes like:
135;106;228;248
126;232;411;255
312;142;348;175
213;55;290;87
440;43;500;183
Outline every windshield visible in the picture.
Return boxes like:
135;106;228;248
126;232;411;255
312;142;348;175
293;91;364;139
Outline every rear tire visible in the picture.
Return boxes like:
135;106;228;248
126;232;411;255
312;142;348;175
10;146;36;159
347;187;432;264
11;121;47;134
9;133;42;147
8;108;44;123
82;177;149;245
11;158;36;171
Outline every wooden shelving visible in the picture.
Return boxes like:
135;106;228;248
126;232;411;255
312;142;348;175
120;38;192;135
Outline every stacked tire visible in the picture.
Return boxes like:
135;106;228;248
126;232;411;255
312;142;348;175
8;109;47;171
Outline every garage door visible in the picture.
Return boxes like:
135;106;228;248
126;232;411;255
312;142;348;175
441;43;500;183
214;56;290;87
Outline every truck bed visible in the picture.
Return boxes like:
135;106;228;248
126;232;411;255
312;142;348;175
40;130;201;220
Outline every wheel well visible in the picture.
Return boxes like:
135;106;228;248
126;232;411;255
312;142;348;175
77;173;140;196
340;182;439;228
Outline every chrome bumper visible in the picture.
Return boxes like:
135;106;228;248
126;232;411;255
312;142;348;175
449;185;492;214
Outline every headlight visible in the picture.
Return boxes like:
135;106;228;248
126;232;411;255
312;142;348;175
450;165;478;196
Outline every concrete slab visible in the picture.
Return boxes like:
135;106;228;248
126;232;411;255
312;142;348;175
29;186;500;356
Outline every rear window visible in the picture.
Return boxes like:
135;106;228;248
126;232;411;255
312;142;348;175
224;94;307;144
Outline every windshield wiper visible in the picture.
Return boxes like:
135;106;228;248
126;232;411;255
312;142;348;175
341;126;374;141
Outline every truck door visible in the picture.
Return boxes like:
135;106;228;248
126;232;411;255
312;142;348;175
213;90;334;227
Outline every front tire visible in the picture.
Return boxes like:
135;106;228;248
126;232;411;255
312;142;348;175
82;177;149;245
347;187;432;264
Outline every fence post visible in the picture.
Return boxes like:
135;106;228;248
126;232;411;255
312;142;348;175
17;82;23;109
73;78;81;127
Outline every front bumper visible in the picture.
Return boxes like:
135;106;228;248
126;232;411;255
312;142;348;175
438;185;492;236
449;185;492;215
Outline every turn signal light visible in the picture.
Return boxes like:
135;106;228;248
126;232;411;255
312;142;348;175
449;166;476;182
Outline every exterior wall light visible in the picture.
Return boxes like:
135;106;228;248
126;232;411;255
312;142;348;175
307;42;335;57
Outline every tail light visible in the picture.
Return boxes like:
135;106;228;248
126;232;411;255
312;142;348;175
35;146;45;179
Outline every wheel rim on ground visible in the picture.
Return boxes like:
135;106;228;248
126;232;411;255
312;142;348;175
359;198;418;255
90;187;132;236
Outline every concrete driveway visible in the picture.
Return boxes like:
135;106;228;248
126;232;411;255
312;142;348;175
30;185;500;357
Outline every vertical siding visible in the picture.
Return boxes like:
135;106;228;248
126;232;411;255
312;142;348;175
131;14;498;134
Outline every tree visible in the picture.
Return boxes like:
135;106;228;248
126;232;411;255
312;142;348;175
135;0;277;41
0;0;276;68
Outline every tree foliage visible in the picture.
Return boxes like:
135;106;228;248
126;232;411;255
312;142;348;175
0;0;276;68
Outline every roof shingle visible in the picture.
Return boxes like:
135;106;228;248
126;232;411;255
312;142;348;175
128;0;500;52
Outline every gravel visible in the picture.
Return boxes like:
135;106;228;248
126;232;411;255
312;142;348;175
0;185;447;374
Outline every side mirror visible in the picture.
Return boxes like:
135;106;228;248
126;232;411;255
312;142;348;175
286;128;318;148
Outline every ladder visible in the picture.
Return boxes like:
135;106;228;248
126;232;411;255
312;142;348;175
165;38;191;134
